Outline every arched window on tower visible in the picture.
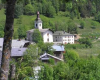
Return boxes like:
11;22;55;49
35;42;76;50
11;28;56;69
36;24;37;27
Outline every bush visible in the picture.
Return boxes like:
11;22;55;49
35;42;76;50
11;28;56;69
79;38;92;48
65;44;86;49
91;22;96;29
95;12;100;22
80;21;85;29
68;23;78;34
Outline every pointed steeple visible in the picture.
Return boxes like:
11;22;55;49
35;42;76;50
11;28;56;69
36;11;40;20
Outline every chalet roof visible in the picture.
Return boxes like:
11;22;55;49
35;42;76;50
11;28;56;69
52;45;64;51
53;31;74;36
40;52;63;61
27;29;53;33
0;38;29;48
0;48;27;67
11;48;27;57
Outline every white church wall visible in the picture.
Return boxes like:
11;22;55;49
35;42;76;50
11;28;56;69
43;30;53;43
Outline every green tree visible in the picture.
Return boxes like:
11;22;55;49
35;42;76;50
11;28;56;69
47;5;56;17
24;4;34;15
14;3;23;18
39;64;53;80
64;49;79;63
53;62;69;80
38;43;54;54
95;12;100;22
32;29;43;43
67;23;78;34
17;25;27;39
15;44;39;80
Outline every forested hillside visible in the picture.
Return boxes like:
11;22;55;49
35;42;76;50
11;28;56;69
0;0;100;39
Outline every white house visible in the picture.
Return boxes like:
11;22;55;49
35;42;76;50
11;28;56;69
27;12;53;43
53;31;74;44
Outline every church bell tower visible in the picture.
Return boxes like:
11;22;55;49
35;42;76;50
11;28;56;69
35;11;42;29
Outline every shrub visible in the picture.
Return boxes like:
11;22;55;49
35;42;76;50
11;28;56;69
80;21;85;29
91;22;96;29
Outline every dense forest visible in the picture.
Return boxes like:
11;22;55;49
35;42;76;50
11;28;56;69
0;0;100;18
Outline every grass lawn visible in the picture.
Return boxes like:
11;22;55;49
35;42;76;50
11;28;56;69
75;40;100;58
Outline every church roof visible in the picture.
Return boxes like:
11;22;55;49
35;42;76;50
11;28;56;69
53;31;74;36
27;29;53;33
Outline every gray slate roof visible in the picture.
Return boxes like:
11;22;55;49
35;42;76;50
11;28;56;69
53;31;74;36
27;29;53;33
52;45;64;51
0;38;29;48
11;48;27;57
0;48;27;67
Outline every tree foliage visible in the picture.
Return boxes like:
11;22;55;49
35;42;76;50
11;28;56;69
79;38;92;48
17;25;27;39
32;29;43;43
67;23;78;34
15;44;39;80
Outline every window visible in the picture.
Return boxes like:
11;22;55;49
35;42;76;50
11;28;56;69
40;24;41;26
56;54;60;57
68;39;70;41
47;33;49;36
47;38;49;42
36;24;37;27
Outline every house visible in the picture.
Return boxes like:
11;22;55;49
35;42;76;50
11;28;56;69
40;45;65;63
53;31;74;44
40;52;63;63
52;45;65;59
27;12;53;43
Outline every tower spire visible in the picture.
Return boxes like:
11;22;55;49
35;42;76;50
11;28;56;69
37;11;40;20
35;11;42;29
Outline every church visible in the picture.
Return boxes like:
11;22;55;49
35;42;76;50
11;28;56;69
27;12;53;43
27;12;74;44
